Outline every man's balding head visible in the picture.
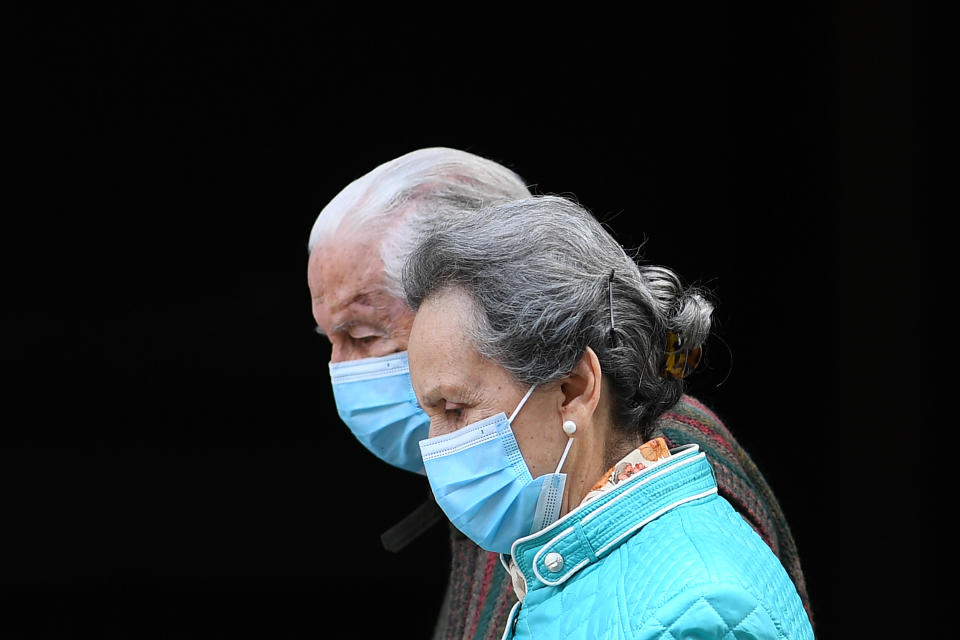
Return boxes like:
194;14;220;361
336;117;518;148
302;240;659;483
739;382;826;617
308;147;529;362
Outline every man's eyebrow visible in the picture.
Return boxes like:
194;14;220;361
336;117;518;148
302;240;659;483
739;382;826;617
316;319;387;336
313;291;390;338
330;320;357;334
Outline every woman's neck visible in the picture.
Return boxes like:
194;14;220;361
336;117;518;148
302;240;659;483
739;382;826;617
558;419;623;516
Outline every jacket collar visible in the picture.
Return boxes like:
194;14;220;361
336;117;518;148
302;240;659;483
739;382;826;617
507;444;717;594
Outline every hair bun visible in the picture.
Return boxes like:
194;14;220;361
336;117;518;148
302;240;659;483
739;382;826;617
636;265;713;346
671;289;714;351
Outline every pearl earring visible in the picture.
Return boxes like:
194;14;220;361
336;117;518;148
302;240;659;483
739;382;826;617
555;420;577;474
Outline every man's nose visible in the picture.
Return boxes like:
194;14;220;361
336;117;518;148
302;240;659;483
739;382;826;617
329;341;357;363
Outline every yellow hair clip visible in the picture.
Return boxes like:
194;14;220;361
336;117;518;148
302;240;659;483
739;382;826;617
663;332;702;379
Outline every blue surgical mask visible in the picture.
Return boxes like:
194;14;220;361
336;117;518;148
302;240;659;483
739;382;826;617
329;351;430;474
418;385;573;554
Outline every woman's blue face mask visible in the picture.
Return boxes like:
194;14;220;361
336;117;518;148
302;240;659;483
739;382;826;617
418;385;572;555
329;351;430;474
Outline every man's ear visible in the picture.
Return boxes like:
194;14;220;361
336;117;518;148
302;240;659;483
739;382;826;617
559;346;603;426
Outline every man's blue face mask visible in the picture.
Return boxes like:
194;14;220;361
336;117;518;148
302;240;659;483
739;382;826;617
329;351;430;474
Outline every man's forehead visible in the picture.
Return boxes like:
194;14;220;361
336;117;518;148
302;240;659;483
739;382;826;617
308;236;386;300
314;278;399;318
310;263;414;335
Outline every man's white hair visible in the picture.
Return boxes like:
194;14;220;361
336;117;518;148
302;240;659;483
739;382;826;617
308;147;531;297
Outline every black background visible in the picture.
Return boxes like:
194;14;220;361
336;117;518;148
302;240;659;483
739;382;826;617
5;3;929;638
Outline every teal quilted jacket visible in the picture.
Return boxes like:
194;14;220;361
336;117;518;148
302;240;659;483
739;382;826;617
502;445;814;639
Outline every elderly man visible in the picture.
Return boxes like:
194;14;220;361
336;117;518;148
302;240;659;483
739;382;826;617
306;147;813;639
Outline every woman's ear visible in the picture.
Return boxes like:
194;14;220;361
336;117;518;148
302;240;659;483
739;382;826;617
559;346;603;425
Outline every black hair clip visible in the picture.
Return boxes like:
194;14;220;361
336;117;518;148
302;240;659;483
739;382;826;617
608;269;619;346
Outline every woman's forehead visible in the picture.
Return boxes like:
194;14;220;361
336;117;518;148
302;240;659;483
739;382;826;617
411;290;482;349
408;292;510;393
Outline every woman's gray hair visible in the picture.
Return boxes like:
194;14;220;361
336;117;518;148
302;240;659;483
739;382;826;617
308;147;530;298
402;195;714;441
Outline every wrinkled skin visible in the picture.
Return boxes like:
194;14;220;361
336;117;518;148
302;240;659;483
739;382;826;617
407;287;616;516
308;235;413;363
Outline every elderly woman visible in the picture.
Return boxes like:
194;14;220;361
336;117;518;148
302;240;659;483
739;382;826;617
402;196;813;639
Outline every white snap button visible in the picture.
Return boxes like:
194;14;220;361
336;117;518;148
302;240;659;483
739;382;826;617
544;552;564;572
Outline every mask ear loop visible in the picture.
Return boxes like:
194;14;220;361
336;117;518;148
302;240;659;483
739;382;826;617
509;385;576;475
508;384;537;424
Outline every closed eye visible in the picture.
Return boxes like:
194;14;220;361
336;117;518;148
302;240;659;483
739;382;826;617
443;401;468;423
347;327;384;345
